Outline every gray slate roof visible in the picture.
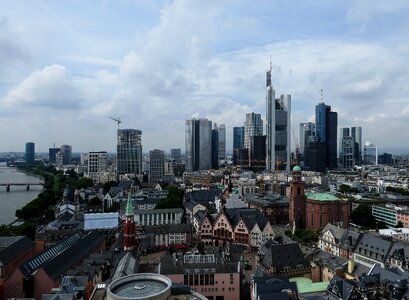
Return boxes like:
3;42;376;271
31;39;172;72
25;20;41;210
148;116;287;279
0;236;34;267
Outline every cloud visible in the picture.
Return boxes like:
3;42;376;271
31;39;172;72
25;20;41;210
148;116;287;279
3;64;82;110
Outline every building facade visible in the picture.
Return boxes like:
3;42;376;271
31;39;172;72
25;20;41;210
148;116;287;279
149;149;165;183
233;126;245;166
218;123;226;159
88;151;108;182
315;102;337;169
363;142;378;165
289;166;306;229
25;142;35;163
60;144;72;165
48;147;60;164
299;122;315;155
244;113;263;151
185;118;212;171
266;65;291;171
117;129;142;178
170;148;181;160
211;126;219;169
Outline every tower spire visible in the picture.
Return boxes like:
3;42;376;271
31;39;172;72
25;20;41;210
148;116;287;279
321;88;323;102
266;56;272;88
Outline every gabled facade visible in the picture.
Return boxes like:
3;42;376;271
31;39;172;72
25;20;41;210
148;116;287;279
212;211;234;246
233;218;250;246
318;224;346;256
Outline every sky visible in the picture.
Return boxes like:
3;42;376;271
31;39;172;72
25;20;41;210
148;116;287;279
1;0;409;154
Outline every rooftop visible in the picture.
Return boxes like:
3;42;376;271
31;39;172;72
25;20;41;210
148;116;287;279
306;192;339;202
290;277;329;294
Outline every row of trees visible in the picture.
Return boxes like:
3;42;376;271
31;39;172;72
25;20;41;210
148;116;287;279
15;162;94;222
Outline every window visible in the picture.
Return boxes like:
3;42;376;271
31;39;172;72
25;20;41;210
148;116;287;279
297;187;301;195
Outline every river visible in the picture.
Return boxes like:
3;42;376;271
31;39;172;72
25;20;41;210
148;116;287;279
0;163;44;225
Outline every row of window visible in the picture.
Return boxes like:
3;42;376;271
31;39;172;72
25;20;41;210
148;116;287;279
184;274;214;286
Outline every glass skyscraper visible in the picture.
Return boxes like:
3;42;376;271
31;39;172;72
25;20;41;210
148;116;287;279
266;64;291;171
25;142;35;163
363;142;378;165
315;103;337;169
185;118;212;171
233;127;244;149
149;149;164;183
117;129;142;178
218;123;226;159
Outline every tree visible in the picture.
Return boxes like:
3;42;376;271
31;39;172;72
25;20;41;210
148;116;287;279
396;221;404;228
351;204;377;228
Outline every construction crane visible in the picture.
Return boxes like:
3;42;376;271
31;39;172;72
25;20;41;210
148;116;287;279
292;130;300;166
109;117;121;128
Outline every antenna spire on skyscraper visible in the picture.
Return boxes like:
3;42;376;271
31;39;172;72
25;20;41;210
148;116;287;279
321;88;324;102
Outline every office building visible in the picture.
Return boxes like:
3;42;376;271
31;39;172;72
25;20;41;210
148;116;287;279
149;149;165;183
244;113;263;150
339;128;354;168
60;144;72;165
304;138;326;172
88;151;108;182
185;118;212;171
48;147;60;164
170;148;181;160
250;135;266;171
233;126;244;165
233;126;244;149
266;64;291;171
363;142;378;165
315;102;337;169
211;125;219;169
299;122;315;154
218;123;226;159
351;126;362;165
378;153;393;165
117;129;143;177
25;142;35;163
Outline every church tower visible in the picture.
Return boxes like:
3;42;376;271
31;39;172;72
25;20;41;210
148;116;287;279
124;192;136;251
289;166;306;230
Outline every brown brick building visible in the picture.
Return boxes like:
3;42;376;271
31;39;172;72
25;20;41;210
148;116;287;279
289;166;349;231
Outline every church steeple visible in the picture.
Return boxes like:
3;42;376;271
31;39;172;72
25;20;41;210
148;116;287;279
124;192;135;251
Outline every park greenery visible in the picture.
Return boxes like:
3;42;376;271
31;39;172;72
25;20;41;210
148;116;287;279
349;204;388;229
285;229;319;244
338;184;359;194
386;186;409;196
155;186;184;209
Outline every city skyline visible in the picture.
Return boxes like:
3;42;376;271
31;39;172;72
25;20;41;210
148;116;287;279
1;1;409;153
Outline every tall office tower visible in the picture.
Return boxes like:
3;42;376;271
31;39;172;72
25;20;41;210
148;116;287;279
49;147;60;164
88;151;108;182
299;123;315;155
339;127;350;162
60;144;72;165
25;142;35;163
340;133;354;168
315;103;337;169
266;64;291;171
351;126;362;165
363;142;378;165
170;148;181;161
149;149;165;183
117;129;143;177
211;125;219;169
185;118;212;171
250;135;266;171
218;123;226;159
244;112;263;159
233;126;244;165
233;127;244;149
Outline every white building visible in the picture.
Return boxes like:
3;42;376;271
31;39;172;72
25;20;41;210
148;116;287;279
134;208;184;226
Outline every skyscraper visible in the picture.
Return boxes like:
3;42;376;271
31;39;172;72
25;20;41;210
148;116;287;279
233;126;244;166
363;142;378;165
185;118;212;171
244;113;263;150
117;129;142;178
315;103;337;169
351;126;362;165
49;147;60;164
339;128;354;168
218;123;226;159
149;149;165;183
233;127;244;149
299;123;316;154
60;145;72;165
212;125;219;169
25;142;35;163
266;64;291;171
88;151;108;182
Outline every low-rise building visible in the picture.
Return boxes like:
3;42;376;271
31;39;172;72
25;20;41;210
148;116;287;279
245;193;289;225
143;223;192;249
133;208;184;226
318;223;346;257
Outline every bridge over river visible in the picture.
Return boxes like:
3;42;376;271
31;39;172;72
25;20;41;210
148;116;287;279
0;183;44;191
